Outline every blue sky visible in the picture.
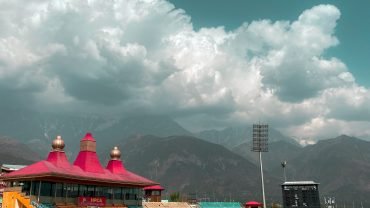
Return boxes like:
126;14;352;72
169;0;370;87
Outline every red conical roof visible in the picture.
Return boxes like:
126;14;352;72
144;185;165;190
46;151;71;169
245;201;262;206
82;132;96;141
74;133;105;173
106;146;126;174
1;133;157;187
73;151;105;173
106;160;126;174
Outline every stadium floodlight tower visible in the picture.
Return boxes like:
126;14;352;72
281;160;287;182
252;123;268;208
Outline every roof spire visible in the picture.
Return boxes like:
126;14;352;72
51;135;65;151
74;133;105;173
110;146;121;160
80;132;96;152
106;146;126;173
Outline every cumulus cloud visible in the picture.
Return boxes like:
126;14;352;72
285;117;370;143
0;0;369;141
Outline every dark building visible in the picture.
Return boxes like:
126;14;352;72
282;181;321;208
144;185;164;202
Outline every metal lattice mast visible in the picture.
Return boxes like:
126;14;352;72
252;124;268;208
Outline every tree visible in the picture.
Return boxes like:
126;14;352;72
170;192;181;202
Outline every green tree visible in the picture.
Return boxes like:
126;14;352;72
170;192;181;202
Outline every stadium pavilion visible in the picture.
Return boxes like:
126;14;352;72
1;133;158;208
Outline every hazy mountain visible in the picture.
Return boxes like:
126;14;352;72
196;126;300;149
99;115;191;138
282;135;370;206
120;135;281;202
0;109;108;156
0;136;41;165
232;140;302;171
95;115;192;154
0;110;191;157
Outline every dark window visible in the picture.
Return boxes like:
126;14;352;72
114;187;122;200
79;185;87;196
95;186;103;197
101;187;112;199
40;182;53;196
21;181;31;195
152;191;160;196
68;184;79;198
123;188;131;200
87;185;95;197
56;183;64;197
124;188;139;200
32;181;40;196
107;187;113;199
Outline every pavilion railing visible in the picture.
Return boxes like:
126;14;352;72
3;186;22;192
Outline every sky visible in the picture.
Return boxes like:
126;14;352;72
169;0;370;87
0;0;369;144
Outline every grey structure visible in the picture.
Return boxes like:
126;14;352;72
252;123;268;208
282;181;321;208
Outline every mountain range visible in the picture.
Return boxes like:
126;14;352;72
120;135;281;202
122;134;370;206
0;110;191;157
0;136;41;165
281;135;370;205
232;140;302;171
196;126;300;149
1;111;370;206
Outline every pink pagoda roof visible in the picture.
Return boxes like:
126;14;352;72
144;185;165;190
81;132;96;141
73;151;105;173
245;201;262;206
1;133;157;187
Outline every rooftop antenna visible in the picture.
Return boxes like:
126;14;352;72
252;123;268;208
281;161;287;182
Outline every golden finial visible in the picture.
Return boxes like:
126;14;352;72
110;146;121;160
52;135;65;151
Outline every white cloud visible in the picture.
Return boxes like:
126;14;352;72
285;117;370;143
0;0;369;140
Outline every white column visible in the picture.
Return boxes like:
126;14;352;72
259;151;266;208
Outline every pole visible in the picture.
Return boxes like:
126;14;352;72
37;181;42;203
65;183;68;203
30;181;33;196
281;161;287;182
283;166;287;182
259;151;266;208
